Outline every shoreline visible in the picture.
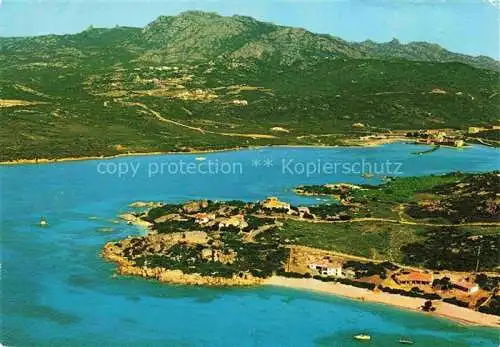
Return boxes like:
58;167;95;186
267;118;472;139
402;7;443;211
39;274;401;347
0;137;467;166
106;199;500;329
104;225;499;329
0;147;242;166
103;247;500;329
264;276;500;329
102;242;262;287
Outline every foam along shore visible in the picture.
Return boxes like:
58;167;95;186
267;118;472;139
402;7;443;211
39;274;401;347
264;276;500;328
119;213;153;229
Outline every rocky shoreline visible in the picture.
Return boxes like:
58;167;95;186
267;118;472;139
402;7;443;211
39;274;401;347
102;240;499;328
102;242;262;286
102;193;500;326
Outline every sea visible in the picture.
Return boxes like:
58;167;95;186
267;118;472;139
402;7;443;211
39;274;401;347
1;143;499;346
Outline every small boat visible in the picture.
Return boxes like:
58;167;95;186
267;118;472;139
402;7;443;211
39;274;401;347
195;156;206;161
39;217;48;227
399;338;415;345
361;172;374;179
353;334;371;341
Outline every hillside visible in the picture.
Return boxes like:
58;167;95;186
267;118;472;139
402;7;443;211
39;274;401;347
1;11;499;161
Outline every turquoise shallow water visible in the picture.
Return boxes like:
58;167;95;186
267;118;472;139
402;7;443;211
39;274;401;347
1;143;499;346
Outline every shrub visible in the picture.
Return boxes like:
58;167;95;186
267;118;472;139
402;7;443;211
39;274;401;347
378;285;441;300
443;297;469;308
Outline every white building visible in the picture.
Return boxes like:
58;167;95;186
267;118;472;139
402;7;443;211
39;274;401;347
309;262;343;277
452;280;480;295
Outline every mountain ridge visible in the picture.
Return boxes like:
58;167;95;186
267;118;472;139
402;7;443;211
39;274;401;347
0;10;499;161
1;10;498;70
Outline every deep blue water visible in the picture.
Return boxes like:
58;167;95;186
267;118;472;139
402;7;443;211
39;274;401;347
1;143;499;346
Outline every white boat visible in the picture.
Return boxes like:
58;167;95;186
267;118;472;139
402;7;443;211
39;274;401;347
399;338;414;345
39;217;48;227
195;157;206;161
353;334;371;341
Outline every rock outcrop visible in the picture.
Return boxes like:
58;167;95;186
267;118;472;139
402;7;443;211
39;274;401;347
103;242;260;286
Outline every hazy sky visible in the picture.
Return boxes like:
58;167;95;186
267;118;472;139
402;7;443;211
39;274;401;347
0;0;498;59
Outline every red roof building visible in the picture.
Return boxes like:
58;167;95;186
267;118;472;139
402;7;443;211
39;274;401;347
452;280;479;294
395;272;433;285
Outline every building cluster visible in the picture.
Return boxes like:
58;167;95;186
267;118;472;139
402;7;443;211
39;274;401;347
193;212;249;231
194;212;216;224
394;271;479;295
394;271;433;286
306;262;480;296
260;197;314;219
260;197;291;211
186;197;313;233
414;129;464;147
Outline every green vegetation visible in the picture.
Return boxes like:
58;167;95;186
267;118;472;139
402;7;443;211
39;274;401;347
432;277;453;291
1;11;499;161
346;173;467;219
406;172;500;223
378;285;441;300
110;172;499;287
479;296;500;316
467;129;500;143
257;217;497;270
308;204;348;220
143;204;183;222
343;260;399;279
257;219;424;261
288;172;500;269
116;199;290;279
154;220;198;234
132;240;289;279
401;227;499;271
297;172;500;223
443;297;469;308
349;174;461;204
475;273;500;291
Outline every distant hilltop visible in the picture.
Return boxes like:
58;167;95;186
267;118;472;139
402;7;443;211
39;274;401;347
1;10;498;70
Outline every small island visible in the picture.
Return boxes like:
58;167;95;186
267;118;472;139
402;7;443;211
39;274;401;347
104;172;500;326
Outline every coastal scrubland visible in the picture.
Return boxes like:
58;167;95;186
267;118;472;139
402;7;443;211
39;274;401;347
1;11;500;161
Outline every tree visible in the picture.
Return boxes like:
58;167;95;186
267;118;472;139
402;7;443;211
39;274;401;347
432;277;452;290
422;300;435;312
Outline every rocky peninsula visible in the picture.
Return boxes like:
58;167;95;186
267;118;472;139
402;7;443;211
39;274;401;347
103;172;500;326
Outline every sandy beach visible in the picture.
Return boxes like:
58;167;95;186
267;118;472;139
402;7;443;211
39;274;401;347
265;276;500;328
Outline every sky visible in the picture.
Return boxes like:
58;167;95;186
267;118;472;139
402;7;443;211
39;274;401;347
0;0;498;59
